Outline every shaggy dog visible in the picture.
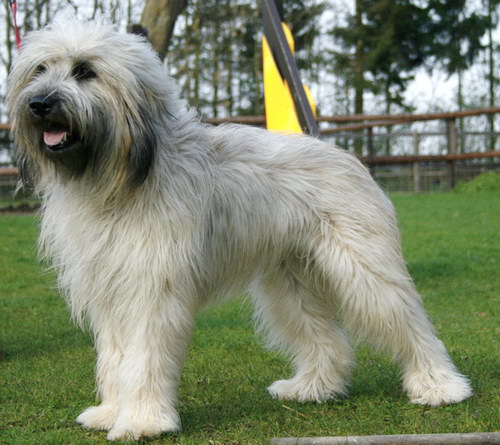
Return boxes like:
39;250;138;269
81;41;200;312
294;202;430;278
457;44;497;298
7;21;472;441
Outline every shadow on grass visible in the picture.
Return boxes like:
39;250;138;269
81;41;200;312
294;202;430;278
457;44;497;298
408;260;466;283
1;301;92;362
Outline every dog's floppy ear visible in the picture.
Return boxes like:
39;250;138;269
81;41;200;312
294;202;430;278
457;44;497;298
127;104;157;187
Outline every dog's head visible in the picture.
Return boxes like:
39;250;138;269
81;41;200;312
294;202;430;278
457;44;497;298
6;20;180;194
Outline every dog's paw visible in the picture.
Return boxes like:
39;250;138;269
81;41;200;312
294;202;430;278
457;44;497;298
405;370;473;406
106;410;181;441
268;377;345;403
76;404;117;431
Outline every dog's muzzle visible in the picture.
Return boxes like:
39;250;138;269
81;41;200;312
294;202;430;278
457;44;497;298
28;94;79;152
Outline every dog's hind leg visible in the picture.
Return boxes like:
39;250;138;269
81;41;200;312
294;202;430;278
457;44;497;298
251;263;355;403
314;219;472;406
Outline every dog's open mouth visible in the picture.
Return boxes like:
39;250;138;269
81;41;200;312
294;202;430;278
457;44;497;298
43;125;78;151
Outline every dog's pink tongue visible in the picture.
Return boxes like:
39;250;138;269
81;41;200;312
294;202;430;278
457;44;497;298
43;130;66;146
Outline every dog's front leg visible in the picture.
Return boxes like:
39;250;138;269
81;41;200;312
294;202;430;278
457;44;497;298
76;324;122;431
102;296;194;441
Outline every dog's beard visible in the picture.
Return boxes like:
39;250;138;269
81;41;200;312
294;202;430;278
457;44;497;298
26;117;89;178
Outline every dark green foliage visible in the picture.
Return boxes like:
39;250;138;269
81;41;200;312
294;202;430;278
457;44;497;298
282;0;327;72
426;0;489;75
331;0;497;114
454;171;500;193
331;0;434;111
362;0;432;107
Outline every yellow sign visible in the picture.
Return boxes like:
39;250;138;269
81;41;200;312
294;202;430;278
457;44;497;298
263;23;316;134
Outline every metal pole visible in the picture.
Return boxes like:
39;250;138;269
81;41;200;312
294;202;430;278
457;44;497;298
261;0;319;137
272;432;500;445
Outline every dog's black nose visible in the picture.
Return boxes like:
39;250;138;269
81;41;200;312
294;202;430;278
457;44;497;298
29;95;57;117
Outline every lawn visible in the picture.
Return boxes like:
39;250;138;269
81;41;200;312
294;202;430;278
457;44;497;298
0;192;498;444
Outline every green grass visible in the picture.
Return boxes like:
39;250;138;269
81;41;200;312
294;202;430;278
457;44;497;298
1;192;499;444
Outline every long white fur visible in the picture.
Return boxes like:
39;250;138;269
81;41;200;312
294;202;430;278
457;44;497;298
7;20;472;441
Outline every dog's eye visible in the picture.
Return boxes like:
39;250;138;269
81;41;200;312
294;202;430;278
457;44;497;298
72;62;96;81
34;64;46;76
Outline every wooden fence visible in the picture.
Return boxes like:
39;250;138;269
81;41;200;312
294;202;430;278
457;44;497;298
1;107;499;195
206;107;500;192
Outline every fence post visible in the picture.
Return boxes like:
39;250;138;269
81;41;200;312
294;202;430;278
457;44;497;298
366;126;375;176
412;132;420;193
446;118;457;189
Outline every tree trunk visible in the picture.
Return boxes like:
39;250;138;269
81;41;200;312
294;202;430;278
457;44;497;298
385;79;392;155
3;1;13;75
192;2;201;108
486;0;496;151
212;15;221;118
457;69;465;153
253;14;263;116
140;0;188;59
353;0;365;156
225;0;234;117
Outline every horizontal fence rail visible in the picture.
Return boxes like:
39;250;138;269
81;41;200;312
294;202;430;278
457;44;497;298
204;106;500;127
360;151;500;164
1;107;499;195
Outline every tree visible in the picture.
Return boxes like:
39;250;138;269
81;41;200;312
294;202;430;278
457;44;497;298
483;0;500;150
331;0;431;154
282;0;326;76
140;0;188;59
331;0;367;120
426;0;492;152
363;0;432;154
234;3;263;116
427;0;489;110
